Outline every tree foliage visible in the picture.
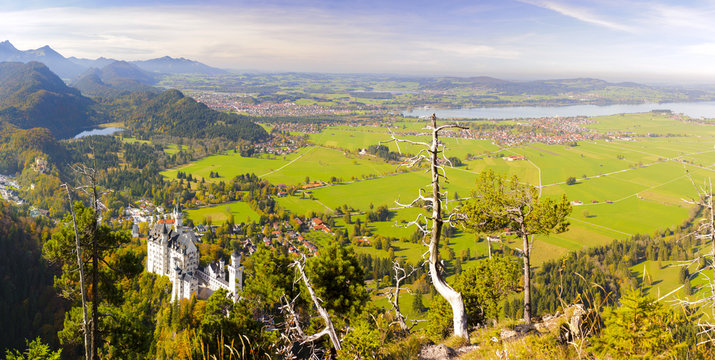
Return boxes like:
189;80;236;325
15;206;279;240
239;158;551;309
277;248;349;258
459;169;571;323
454;256;520;325
4;337;61;360
594;290;685;359
306;244;367;317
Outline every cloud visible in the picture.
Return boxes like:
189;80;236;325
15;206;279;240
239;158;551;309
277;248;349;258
519;0;634;32
643;3;715;34
684;42;715;56
0;4;520;74
414;41;520;59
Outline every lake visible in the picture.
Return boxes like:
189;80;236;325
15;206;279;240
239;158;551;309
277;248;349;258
402;101;715;120
73;127;125;139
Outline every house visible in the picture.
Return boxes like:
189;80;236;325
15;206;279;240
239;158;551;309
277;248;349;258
505;155;526;161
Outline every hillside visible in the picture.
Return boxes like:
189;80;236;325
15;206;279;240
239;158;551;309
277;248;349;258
0;200;64;351
119;89;268;141
0;61;96;138
71;61;158;98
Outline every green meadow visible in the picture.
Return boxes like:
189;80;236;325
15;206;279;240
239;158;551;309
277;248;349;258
162;146;398;185
165;112;715;272
186;201;261;224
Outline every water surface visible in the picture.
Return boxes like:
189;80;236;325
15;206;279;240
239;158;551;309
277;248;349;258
403;102;715;120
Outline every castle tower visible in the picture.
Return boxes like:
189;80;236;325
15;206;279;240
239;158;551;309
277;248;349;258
228;252;242;302
219;258;225;279
161;224;170;275
173;204;183;231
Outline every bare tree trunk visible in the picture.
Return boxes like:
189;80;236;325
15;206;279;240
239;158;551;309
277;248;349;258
90;171;100;360
91;229;99;360
709;193;714;317
63;185;90;360
522;231;532;324
294;259;341;351
387;261;417;333
487;237;492;260
428;114;470;341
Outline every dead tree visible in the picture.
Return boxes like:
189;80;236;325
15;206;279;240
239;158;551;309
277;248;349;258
675;177;715;344
279;256;341;356
384;114;470;340
385;260;419;333
72;163;102;360
486;235;501;260
61;184;90;360
71;158;114;360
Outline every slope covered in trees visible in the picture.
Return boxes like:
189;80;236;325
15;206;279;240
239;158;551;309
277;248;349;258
117;89;268;141
0;200;65;352
0;62;96;138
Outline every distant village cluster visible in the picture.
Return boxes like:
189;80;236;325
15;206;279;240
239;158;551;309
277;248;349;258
191;92;354;116
0;174;23;205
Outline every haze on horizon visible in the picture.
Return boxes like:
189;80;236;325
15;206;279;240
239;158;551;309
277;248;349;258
2;0;715;84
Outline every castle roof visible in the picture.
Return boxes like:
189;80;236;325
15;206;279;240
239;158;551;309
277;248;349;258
148;222;197;255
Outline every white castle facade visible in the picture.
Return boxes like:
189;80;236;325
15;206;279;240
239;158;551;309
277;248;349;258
146;207;243;302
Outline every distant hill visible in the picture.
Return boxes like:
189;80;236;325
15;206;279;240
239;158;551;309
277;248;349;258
120;89;267;141
0;61;96;138
132;56;227;75
72;61;158;98
99;61;156;84
416;76;656;96
67;56;117;69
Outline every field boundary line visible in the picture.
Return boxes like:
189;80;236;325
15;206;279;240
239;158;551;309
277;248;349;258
259;146;317;177
567;216;632;237
313;199;333;212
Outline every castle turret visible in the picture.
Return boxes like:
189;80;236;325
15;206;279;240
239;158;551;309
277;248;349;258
173;204;183;231
228;251;242;302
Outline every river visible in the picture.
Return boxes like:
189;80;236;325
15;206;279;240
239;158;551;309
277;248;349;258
402;101;715;120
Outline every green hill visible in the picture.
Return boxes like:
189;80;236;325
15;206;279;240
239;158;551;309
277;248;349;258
0;61;96;138
121;89;268;142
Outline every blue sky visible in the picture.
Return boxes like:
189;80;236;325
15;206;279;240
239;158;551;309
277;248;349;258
1;0;715;82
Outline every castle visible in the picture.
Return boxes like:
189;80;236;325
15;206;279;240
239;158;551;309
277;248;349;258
146;206;243;302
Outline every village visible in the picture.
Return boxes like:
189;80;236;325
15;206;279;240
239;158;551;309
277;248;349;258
0;174;23;205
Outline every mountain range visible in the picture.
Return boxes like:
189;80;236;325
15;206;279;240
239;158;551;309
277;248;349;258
0;40;227;79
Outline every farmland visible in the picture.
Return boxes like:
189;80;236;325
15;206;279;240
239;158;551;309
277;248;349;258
163;112;715;270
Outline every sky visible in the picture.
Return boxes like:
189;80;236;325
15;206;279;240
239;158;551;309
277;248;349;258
1;0;715;82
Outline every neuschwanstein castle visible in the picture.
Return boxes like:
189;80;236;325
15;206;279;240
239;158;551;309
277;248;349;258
146;206;243;302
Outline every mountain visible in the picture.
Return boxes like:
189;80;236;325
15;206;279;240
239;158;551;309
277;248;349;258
68;56;118;69
0;41;22;60
120;89;267;141
0;62;96;138
132;56;227;75
0;42;86;79
71;61;159;98
99;60;156;84
0;40;226;79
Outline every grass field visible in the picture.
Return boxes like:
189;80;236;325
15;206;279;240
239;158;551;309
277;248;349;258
165;112;715;271
162;146;398;185
185;201;261;224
